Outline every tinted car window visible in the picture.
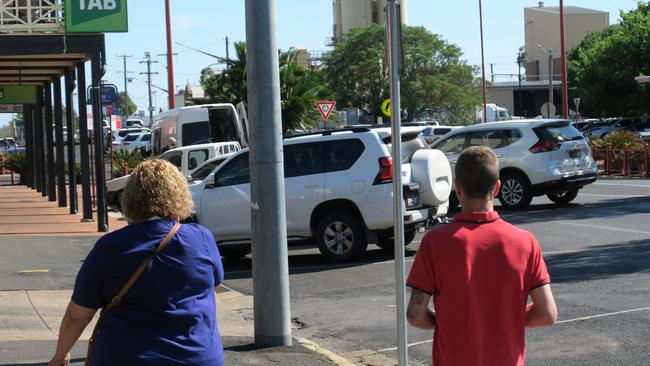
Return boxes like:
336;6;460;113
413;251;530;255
468;130;513;149
284;143;323;178
123;134;139;142
536;123;584;142
188;149;209;171
435;133;467;154
142;134;151;142
383;132;429;163
215;153;250;187
182;121;211;146
434;128;452;135
325;139;365;172
191;158;226;181
165;152;182;169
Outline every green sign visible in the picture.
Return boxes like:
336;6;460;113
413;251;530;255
65;0;128;33
0;86;37;104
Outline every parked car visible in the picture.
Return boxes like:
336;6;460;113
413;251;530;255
111;127;151;149
187;153;236;184
118;132;152;156
431;119;598;210
189;127;452;261
587;118;642;138
420;126;461;146
0;137;24;154
106;141;241;209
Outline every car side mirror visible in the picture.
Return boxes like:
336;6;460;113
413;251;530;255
205;173;217;189
185;174;193;183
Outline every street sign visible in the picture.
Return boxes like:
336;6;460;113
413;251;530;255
0;104;23;113
541;102;556;118
87;84;118;106
381;98;391;117
573;97;581;113
315;101;336;121
64;0;129;33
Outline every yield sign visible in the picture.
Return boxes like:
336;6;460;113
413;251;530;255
315;101;336;121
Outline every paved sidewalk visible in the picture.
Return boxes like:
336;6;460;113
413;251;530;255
0;287;344;366
0;186;126;236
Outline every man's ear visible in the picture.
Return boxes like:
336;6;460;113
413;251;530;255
493;180;501;198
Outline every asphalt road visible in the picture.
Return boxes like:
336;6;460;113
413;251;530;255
220;179;650;365
1;178;648;365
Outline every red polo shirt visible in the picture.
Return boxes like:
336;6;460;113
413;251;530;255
407;211;550;366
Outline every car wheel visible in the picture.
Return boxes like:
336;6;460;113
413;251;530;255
316;212;367;262
219;246;251;260
498;172;533;210
376;230;417;251
547;189;579;205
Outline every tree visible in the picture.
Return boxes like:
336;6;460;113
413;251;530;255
568;2;650;117
323;24;481;124
200;41;333;134
118;91;137;116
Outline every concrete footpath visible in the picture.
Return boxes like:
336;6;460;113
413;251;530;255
0;287;345;366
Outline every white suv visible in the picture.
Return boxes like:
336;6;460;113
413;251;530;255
190;127;452;261
431;119;598;210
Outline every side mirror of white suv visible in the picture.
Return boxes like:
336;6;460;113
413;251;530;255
205;173;217;189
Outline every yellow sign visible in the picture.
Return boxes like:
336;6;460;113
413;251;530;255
381;98;391;117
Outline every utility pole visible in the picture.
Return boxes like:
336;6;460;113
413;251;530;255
490;63;495;83
478;0;487;123
537;44;553;118
140;52;158;126
164;0;176;109
559;0;569;119
245;0;292;347
117;54;132;121
517;48;526;117
225;36;230;70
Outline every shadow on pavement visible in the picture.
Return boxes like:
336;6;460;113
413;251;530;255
546;239;650;283
498;196;650;225
0;358;85;366
223;247;418;280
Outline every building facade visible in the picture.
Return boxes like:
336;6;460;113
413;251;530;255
332;0;408;44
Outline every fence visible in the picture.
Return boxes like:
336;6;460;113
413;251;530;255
591;143;650;178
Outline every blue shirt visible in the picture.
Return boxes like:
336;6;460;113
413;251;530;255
73;219;224;366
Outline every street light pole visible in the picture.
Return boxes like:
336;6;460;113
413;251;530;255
559;0;569;119
538;44;553;118
478;0;488;123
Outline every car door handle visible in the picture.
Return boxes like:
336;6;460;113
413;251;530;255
496;154;503;158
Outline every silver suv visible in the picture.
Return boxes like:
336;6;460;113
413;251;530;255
431;119;597;209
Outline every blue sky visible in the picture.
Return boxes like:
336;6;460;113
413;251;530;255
0;0;640;125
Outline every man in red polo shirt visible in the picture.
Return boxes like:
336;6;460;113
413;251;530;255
406;146;557;366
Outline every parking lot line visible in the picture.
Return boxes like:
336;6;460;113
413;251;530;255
580;193;647;198
557;221;650;236
555;307;650;324
593;182;650;189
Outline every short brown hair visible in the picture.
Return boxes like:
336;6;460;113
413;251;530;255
121;159;194;221
455;146;499;199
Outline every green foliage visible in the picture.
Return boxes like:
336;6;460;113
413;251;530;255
200;42;334;134
591;130;637;149
568;2;650;117
111;148;143;177
118;92;137;116
2;152;26;184
323;24;481;124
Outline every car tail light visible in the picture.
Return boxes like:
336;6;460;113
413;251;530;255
374;156;392;185
529;139;560;153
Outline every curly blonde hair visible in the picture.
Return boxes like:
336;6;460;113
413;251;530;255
121;159;194;222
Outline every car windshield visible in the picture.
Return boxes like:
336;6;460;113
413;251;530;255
382;132;429;163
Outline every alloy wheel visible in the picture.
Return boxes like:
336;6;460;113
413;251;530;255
501;178;524;206
324;221;354;255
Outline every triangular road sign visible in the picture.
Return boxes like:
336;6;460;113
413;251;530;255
315;101;336;121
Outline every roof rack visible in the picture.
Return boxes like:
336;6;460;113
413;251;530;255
284;127;371;139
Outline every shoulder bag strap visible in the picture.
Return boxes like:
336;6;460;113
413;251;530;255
85;222;181;365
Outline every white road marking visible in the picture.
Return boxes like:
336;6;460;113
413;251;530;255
593;182;650;189
556;221;650;236
377;307;650;354
580;193;646;198
295;337;357;366
543;248;590;256
555;307;650;324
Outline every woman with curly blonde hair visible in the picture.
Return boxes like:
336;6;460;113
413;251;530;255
49;159;224;366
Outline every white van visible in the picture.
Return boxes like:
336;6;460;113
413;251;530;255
106;141;241;209
151;103;249;156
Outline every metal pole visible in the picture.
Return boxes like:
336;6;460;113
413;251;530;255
548;50;553;118
518;51;523;117
77;62;93;221
559;0;569;119
24;106;33;188
141;54;157;126
478;0;488;123
54;77;67;207
118;54;132;121
65;70;78;214
91;52;108;232
45;83;56;202
387;1;408;364
225;36;230;70
165;0;176;109
34;90;45;193
245;0;292;347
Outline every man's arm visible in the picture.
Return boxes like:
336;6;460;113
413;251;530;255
406;288;436;329
525;284;557;328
